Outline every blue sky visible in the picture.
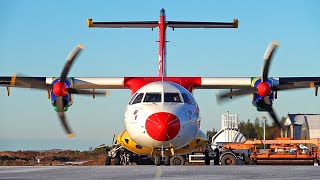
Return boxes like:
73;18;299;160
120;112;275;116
1;0;320;150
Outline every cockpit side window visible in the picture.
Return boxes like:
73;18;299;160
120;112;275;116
131;93;144;105
164;93;182;103
143;93;162;103
182;93;193;104
129;93;138;105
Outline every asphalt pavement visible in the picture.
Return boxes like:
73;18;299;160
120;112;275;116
0;165;319;180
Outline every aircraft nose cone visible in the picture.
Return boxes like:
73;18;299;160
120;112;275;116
145;112;180;141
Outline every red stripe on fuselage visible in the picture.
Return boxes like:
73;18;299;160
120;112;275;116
124;77;201;94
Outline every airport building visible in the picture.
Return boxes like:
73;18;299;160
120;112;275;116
211;111;246;150
282;114;320;139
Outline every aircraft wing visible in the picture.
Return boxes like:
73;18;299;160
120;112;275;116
198;77;251;89
1;76;320;92
0;77;128;89
197;77;320;89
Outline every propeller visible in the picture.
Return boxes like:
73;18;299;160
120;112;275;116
10;44;108;137
53;44;84;137
217;41;312;130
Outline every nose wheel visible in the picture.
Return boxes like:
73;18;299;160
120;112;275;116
153;155;161;166
164;156;170;166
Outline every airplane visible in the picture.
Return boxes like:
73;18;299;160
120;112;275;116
1;8;320;166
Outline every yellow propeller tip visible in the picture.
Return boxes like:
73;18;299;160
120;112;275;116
272;41;280;46
310;82;315;88
67;133;75;138
10;73;17;86
105;91;110;96
78;44;85;49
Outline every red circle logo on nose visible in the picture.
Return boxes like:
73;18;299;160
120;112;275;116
145;112;180;141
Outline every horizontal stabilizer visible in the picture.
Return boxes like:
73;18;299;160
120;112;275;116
167;19;238;28
87;19;238;29
87;19;158;28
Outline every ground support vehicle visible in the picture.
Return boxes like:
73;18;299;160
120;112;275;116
216;138;320;165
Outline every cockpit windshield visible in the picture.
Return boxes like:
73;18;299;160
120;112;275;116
164;93;182;103
143;93;162;103
130;92;185;104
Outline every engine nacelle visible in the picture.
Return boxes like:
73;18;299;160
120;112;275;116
50;78;74;111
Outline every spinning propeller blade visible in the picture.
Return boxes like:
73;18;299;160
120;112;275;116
262;41;279;82
263;96;284;129
56;97;74;137
217;41;304;130
8;44;107;137
60;44;84;82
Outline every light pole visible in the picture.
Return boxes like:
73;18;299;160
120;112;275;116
262;116;267;150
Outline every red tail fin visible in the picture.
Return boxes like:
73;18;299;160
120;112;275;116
87;9;238;78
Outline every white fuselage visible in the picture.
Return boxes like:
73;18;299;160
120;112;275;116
124;81;200;149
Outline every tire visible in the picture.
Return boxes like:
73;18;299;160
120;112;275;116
204;150;210;165
220;154;237;165
114;157;120;165
164;156;170;166
214;149;220;165
153;155;161;166
170;155;185;165
105;156;111;165
129;162;138;166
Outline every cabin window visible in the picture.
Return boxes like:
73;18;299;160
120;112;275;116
164;93;182;103
131;93;144;104
143;93;162;103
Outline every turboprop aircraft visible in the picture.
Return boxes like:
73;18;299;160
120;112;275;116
1;8;319;166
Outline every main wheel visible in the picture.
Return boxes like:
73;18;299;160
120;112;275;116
153;155;161;166
105;156;111;165
114;157;120;165
220;154;237;165
170;155;185;165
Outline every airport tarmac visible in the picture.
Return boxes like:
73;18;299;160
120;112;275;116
0;165;320;180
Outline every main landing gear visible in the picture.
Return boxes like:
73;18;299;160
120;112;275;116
152;147;185;166
106;144;154;165
152;154;186;166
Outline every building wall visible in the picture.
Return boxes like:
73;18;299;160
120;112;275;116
283;114;320;140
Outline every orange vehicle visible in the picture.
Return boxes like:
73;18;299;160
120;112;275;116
219;138;320;165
